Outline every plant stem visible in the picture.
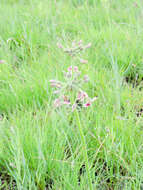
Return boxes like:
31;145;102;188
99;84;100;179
75;110;93;190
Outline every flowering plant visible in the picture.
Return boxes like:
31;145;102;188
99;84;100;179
57;40;91;63
50;40;96;188
50;65;97;112
49;40;97;112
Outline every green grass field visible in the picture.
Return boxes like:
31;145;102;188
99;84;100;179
0;0;143;189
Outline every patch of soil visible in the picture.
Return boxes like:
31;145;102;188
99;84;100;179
78;164;86;184
124;75;143;89
45;178;54;190
136;107;143;117
121;106;125;116
0;114;9;121
64;145;72;159
0;172;17;190
36;176;54;190
78;159;129;189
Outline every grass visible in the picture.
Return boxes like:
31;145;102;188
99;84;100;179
0;0;143;189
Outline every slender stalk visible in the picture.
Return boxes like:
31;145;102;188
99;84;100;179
75;110;93;190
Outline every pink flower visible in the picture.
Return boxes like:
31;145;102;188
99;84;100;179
63;101;70;105
77;92;83;100
83;102;91;107
83;75;89;83
68;66;72;71
80;59;88;64
78;40;83;45
49;80;61;84
50;83;61;88
49;80;57;83
53;98;61;108
77;91;88;101
63;96;70;105
57;42;63;49
53;90;60;94
74;66;78;72
50;80;62;88
83;97;97;108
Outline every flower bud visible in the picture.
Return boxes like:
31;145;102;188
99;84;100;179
53;98;61;108
83;102;91;107
84;43;91;49
80;59;88;64
57;42;63;49
83;75;89;83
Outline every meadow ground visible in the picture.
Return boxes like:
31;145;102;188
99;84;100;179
0;0;143;189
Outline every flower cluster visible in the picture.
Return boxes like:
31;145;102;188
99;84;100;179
72;90;97;111
49;40;97;112
57;40;91;63
50;65;97;112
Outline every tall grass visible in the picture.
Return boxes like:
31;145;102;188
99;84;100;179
0;0;143;189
